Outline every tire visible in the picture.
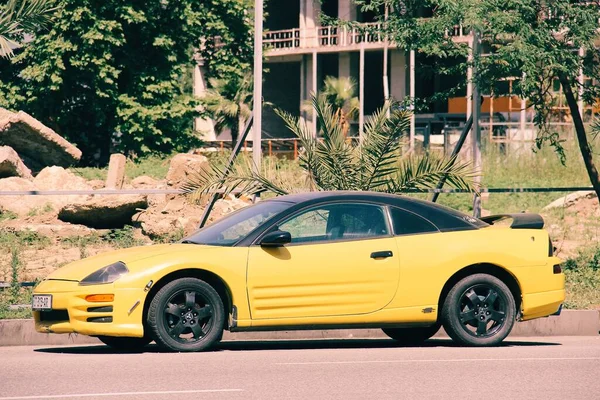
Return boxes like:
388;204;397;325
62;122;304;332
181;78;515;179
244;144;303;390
382;323;441;345
147;277;225;352
97;336;152;351
442;273;516;347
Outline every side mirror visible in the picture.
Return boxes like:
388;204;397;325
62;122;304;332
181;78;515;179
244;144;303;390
260;230;291;247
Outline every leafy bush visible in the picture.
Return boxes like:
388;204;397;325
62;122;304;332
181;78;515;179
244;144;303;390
0;0;252;164
563;247;600;309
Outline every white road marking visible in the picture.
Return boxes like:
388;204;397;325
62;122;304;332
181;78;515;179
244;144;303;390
276;356;600;365
0;389;243;400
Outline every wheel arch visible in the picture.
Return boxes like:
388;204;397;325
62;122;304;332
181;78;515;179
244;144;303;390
437;263;522;317
142;268;233;332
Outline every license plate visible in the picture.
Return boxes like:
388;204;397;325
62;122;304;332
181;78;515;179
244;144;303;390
32;295;52;311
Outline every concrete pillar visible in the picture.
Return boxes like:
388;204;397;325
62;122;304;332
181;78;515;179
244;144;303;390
312;50;318;135
339;53;351;79
302;0;320;47
193;64;216;141
390;50;406;101
359;45;365;141
105;154;126;189
300;55;308;120
338;0;357;21
300;53;318;130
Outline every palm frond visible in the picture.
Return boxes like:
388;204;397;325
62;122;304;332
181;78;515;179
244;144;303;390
0;0;56;58
359;102;411;191
183;157;289;202
201;73;253;136
311;95;360;190
274;107;322;190
389;154;479;193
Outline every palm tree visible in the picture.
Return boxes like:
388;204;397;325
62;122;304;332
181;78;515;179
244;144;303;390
305;76;359;137
184;95;477;199
201;73;253;146
0;0;56;59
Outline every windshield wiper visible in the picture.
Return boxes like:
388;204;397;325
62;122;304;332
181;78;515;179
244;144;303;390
180;240;199;244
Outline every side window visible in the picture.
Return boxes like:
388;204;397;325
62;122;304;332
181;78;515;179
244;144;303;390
279;209;329;242
278;203;390;244
390;207;438;236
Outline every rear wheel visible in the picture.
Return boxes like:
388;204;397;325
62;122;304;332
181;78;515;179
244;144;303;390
97;336;152;351
147;277;225;352
382;323;441;345
442;274;516;346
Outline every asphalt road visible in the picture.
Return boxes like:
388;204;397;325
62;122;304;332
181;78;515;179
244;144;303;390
1;336;599;400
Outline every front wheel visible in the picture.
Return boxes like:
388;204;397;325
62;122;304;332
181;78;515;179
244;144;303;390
97;336;152;351
442;273;516;347
382;323;441;345
147;278;225;352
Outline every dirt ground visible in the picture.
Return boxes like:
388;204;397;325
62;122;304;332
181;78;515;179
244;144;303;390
542;195;600;259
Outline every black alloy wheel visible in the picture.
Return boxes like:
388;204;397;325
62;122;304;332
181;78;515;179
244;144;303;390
148;278;225;352
442;274;516;346
97;335;152;351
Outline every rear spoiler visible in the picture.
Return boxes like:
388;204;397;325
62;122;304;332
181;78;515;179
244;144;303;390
480;213;544;229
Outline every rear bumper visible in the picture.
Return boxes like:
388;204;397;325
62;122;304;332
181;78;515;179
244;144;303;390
552;303;563;316
33;279;145;338
521;288;565;321
520;257;565;321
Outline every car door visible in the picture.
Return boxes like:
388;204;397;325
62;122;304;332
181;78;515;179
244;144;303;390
246;202;400;320
387;206;446;309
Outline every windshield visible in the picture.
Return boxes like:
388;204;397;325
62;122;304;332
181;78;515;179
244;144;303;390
182;200;294;246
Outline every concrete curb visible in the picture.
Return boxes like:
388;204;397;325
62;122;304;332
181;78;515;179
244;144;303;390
1;310;598;347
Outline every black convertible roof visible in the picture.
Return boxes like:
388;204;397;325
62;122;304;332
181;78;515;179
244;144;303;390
269;191;488;232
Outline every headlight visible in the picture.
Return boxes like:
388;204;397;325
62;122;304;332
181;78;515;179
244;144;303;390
79;262;128;286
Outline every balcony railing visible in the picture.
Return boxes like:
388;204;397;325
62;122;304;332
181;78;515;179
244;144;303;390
264;22;472;53
264;22;387;52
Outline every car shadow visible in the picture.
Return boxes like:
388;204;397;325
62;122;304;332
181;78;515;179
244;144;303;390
34;338;560;354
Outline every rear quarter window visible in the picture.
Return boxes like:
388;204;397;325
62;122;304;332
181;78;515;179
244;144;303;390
390;207;439;236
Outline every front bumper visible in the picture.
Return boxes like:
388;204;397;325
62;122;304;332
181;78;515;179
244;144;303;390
33;279;146;338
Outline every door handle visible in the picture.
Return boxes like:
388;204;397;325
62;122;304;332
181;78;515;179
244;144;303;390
370;250;393;259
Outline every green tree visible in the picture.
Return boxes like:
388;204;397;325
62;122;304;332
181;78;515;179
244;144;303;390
353;0;600;201
0;0;252;164
184;96;476;197
202;73;253;146
303;76;359;138
0;0;55;58
319;76;360;137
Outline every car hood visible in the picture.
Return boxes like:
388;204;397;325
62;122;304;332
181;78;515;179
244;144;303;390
45;243;211;282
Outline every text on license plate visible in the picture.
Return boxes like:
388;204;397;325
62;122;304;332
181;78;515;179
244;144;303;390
32;295;52;311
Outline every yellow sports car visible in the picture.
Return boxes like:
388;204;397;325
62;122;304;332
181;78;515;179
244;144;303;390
33;191;564;351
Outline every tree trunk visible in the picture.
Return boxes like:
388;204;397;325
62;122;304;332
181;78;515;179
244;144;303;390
230;111;239;147
237;106;245;148
558;72;600;203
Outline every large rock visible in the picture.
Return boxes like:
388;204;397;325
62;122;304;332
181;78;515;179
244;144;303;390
543;191;596;211
59;195;148;229
134;198;203;239
0;177;48;215
0;146;32;179
0;108;82;170
33;166;92;209
134;195;251;239
1;220;98;238
0;168;95;216
131;175;160;188
129;175;166;207
166;153;209;188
